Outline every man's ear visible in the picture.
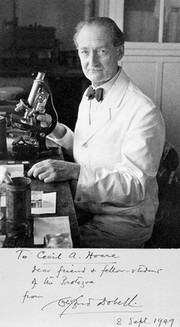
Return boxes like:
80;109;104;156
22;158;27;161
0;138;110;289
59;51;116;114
117;44;124;60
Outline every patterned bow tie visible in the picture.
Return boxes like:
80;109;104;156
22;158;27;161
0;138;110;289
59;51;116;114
86;86;104;102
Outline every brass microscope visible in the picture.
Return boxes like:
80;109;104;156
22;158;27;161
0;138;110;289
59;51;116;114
11;72;59;160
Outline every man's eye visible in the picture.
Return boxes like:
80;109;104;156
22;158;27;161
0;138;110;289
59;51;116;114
80;50;88;55
97;49;107;55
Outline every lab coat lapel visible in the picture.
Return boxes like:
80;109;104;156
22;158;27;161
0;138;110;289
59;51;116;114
86;99;111;138
81;69;130;144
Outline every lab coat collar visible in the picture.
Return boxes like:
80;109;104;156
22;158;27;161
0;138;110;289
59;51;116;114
81;69;130;144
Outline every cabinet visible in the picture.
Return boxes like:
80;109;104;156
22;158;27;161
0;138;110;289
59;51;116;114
98;0;180;175
123;0;180;43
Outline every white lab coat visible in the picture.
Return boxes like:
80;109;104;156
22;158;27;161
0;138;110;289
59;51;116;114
54;69;165;245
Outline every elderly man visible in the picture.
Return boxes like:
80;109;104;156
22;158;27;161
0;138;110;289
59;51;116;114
27;17;165;248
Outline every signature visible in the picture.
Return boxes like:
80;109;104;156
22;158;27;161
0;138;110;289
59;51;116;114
41;293;142;317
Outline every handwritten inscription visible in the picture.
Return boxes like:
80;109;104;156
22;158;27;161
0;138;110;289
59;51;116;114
115;316;175;327
12;249;177;326
41;293;141;317
22;291;43;303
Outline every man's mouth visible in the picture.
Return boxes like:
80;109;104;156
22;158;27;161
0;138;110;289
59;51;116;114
88;69;102;72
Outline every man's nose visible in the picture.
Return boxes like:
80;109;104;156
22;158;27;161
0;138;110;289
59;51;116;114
89;51;98;66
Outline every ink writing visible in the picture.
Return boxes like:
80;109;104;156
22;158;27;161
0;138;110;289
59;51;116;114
41;293;141;317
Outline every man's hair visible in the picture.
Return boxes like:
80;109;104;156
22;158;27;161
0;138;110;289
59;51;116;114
73;17;124;48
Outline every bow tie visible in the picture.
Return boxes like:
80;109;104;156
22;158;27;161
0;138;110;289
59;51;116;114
86;86;104;102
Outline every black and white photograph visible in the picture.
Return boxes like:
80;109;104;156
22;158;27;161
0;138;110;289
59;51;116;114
0;1;180;326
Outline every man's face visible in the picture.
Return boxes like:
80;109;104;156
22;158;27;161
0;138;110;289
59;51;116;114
76;25;123;87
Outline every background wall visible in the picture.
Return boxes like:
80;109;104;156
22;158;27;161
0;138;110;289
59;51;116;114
17;0;85;50
0;0;86;51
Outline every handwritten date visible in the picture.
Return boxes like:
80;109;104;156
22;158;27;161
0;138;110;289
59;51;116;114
115;316;175;327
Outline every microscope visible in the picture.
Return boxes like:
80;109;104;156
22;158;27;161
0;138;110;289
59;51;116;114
11;72;59;160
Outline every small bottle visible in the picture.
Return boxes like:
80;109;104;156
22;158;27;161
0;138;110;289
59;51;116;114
0;116;7;159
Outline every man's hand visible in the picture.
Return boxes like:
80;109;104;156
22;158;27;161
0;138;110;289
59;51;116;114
37;113;67;139
27;159;80;183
